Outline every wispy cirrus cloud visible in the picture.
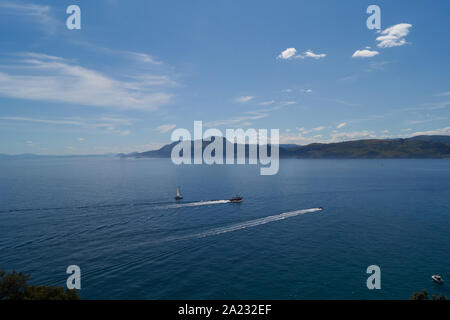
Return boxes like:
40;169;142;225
259;100;275;106
0;53;173;110
0;115;134;136
297;126;326;135
156;124;176;133
204;113;268;128
406;117;447;125
205;101;296;128
235;95;255;103
300;50;326;59
72;40;164;65
0;1;59;32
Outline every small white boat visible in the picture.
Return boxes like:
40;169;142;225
432;274;444;284
174;186;183;200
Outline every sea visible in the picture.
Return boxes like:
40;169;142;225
1;157;449;299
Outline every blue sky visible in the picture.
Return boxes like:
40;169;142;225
0;0;449;154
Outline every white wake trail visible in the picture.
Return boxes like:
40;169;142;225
173;200;231;208
158;207;322;243
156;200;231;210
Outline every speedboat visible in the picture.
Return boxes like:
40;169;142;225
229;195;243;203
174;186;183;200
432;275;444;284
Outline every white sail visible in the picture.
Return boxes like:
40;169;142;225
176;187;181;197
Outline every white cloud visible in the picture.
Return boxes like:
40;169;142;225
156;124;176;133
330;130;376;142
336;122;347;129
300;50;326;59
279;101;296;106
297;126;325;134
206;101;296;128
235;95;254;103
275;122;449;146
302;89;312;93
204;113;268;127
0;115;134;135
277;48;326;60
0;53;173;110
259;100;275;106
26;140;33;145
74;41;164;66
376;23;412;48
78;138;85;142
0;1;58;31
280;129;378;145
277;48;297;60
126;52;163;65
352;49;379;58
409;126;450;136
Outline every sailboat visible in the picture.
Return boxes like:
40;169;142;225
175;186;183;200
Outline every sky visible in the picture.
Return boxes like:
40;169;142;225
0;0;449;155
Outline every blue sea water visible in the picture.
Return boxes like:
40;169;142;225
0;158;449;299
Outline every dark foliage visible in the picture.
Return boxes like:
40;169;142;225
0;270;80;300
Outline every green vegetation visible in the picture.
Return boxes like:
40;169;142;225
120;135;450;159
285;138;450;159
0;270;80;300
410;290;447;300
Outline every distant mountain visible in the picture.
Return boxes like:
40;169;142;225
0;153;115;159
119;135;450;159
408;135;450;144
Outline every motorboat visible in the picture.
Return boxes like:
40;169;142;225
229;195;243;203
432;274;444;284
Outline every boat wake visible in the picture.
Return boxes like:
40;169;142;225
157;207;322;243
0;199;231;214
158;200;231;210
77;207;323;282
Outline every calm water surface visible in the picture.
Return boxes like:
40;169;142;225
1;158;449;299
